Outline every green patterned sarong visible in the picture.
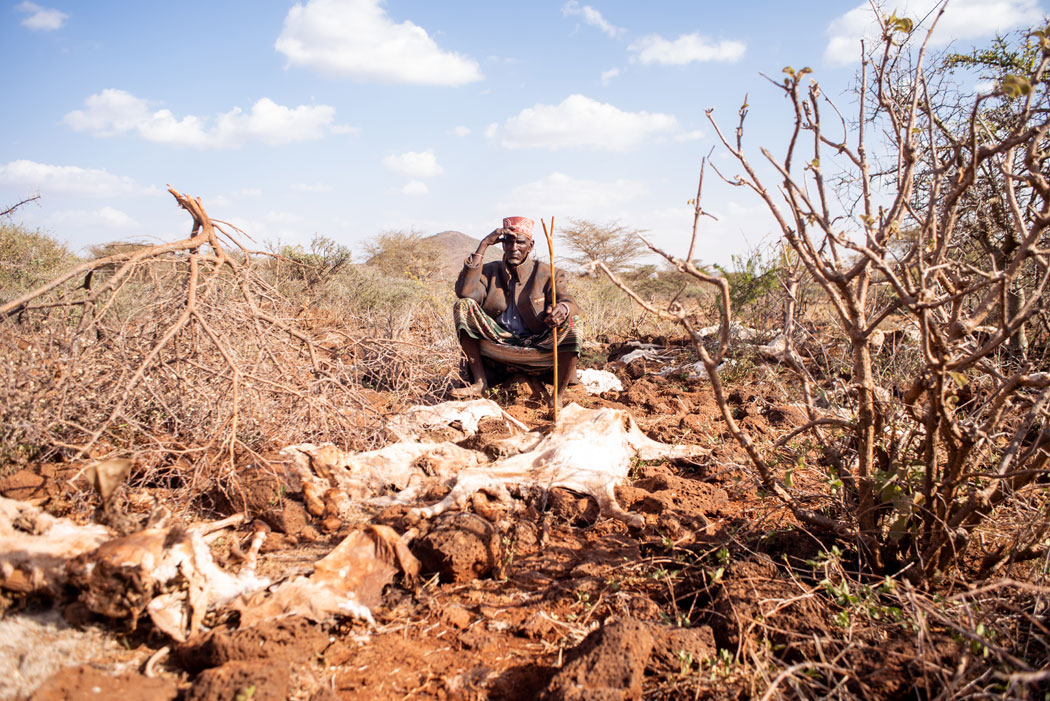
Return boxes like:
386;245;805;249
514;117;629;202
453;297;580;370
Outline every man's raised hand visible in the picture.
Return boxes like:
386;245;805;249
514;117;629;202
478;228;508;251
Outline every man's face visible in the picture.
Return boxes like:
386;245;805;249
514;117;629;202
502;232;533;266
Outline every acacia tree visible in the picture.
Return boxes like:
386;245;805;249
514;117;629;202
601;9;1050;579
559;218;647;275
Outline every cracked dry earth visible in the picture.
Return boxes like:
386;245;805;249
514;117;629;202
2;350;935;700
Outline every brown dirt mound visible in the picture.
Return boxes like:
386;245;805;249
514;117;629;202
412;511;500;583
30;665;177;701
542;617;653;700
186;660;291;701
174;616;330;673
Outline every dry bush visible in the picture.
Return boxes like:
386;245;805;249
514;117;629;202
0;189;457;496
601;12;1050;589
571;274;682;341
363;229;443;281
0;221;80;301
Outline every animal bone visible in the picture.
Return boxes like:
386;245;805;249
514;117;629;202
231;524;419;627
66;514;270;642
697;322;762;343
0;497;111;595
410;403;709;528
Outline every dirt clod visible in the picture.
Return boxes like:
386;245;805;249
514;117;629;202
438;603;473;629
542;617;653;701
261;499;311;537
174;617;329;673
186;660;291;701
0;469;48;503
647;624;715;673
30;664;177;701
412;512;499;583
545;487;599;525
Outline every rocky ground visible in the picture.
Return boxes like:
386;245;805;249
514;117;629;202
0;341;978;700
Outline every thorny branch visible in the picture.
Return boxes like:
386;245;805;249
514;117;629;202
0;187;458;501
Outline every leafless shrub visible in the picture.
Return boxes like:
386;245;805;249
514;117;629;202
599;10;1050;582
0;189;450;498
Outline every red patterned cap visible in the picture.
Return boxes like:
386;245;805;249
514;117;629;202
503;216;534;240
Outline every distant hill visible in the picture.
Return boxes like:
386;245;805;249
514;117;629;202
425;230;503;280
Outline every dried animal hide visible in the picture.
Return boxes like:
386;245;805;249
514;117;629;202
387;398;518;441
411;403;710;528
757;334;804;367
283;403;707;528
697;322;763;343
0;497;111;595
232;524;419;627
282;400;537;518
66;515;270;642
576;368;623;394
282;440;485;505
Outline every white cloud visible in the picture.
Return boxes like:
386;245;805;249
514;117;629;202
47;206;138;230
234;188;263;198
64;89;355;149
674;129;703;142
0;160;156;197
501;172;648;215
824;0;1044;66
275;0;483;86
490;94;680;151
401;180;429;196
600;67;621;85
629;33;745;66
562;1;624;38
266;211;304;226
16;2;67;31
291;182;334;193
383;149;443;178
450;125;471;137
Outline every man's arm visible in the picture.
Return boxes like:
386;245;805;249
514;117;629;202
456;229;506;301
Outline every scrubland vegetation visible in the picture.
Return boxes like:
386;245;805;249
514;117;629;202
2;12;1050;700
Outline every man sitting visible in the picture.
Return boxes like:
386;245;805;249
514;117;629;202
451;216;579;401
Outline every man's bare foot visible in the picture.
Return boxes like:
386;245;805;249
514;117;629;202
451;379;486;398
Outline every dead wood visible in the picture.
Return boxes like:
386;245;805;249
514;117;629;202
0;187;425;505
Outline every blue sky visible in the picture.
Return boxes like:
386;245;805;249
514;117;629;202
2;0;1046;266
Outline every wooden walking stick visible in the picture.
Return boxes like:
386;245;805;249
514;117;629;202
541;217;558;423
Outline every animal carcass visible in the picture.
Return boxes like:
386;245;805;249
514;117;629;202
0;496;111;595
66;514;270;641
411;403;709;528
